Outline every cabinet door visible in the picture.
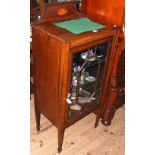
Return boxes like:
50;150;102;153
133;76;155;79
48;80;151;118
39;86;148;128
66;41;110;123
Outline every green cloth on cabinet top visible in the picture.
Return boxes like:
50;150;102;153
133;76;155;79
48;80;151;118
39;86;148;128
54;17;105;34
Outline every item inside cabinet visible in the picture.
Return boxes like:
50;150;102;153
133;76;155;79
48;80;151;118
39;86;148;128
67;42;109;121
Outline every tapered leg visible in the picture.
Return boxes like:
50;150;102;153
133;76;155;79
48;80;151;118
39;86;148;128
58;129;65;153
34;105;41;132
94;114;100;128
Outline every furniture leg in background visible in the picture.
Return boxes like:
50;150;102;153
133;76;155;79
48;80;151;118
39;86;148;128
102;37;125;126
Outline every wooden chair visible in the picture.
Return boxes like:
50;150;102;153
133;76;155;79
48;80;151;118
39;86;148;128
102;27;125;125
80;0;125;126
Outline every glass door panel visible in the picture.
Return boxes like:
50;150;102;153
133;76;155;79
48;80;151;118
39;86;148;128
67;42;109;121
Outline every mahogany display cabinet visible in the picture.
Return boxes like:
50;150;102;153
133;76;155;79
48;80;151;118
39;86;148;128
32;1;119;153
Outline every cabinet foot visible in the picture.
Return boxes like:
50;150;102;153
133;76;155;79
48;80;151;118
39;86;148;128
35;105;41;132
94;116;100;128
36;126;40;132
58;147;62;153
94;122;98;128
58;129;64;153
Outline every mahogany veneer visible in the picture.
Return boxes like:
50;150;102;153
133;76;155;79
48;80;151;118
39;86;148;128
32;1;120;152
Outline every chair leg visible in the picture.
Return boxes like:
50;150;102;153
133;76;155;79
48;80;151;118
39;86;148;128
102;85;118;126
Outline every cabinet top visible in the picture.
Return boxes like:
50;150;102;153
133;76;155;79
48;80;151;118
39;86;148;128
31;2;118;44
32;16;116;43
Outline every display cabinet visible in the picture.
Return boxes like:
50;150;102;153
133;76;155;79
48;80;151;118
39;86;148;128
32;1;119;152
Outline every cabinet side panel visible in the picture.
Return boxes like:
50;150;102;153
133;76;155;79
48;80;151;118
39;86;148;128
33;29;61;127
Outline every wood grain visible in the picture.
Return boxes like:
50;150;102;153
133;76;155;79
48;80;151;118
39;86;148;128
81;0;125;26
32;2;122;152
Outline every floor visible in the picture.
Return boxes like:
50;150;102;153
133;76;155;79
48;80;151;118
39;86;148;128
30;94;125;155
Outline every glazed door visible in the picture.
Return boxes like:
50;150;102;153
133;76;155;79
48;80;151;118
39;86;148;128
66;41;110;123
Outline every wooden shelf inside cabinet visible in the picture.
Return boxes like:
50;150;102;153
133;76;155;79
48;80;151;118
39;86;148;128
32;1;118;153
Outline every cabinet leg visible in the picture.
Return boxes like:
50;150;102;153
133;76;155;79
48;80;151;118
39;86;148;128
94;115;100;128
58;129;65;153
35;105;41;132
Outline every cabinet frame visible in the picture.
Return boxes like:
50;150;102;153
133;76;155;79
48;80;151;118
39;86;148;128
32;2;120;153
